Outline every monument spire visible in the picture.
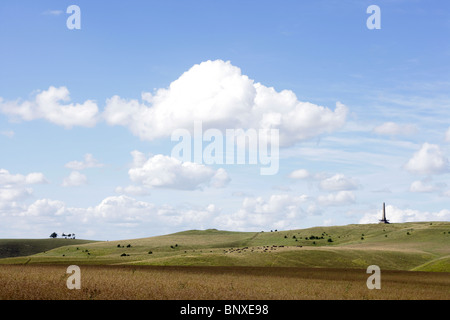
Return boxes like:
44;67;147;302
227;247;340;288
379;202;390;224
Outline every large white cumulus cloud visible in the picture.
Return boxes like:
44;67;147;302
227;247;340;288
0;60;347;145
103;60;348;146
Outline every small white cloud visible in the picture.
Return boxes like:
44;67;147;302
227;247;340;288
306;203;322;215
373;122;417;136
24;172;47;184
0;169;47;211
404;143;449;175
0;186;32;202
130;150;148;168
0;169;47;185
288;169;310;179
128;153;230;190
62;171;87;187
409;179;443;193
88;195;155;221
317;191;356;206
210;168;231;188
22;199;66;217
319;174;359;191
445;127;450;142
65;154;104;171
0;86;99;129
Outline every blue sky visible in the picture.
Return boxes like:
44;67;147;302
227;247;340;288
1;0;449;240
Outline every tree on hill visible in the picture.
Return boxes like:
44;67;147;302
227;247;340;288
61;232;76;239
50;232;58;238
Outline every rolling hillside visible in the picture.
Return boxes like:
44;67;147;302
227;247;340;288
1;222;449;272
0;238;97;259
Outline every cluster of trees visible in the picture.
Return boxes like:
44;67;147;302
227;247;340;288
283;234;334;243
49;232;76;239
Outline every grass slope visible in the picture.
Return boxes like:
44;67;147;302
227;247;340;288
0;239;97;259
1;222;449;271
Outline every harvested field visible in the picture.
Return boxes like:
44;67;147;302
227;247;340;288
0;264;448;300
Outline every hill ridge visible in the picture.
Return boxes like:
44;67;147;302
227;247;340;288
0;221;449;272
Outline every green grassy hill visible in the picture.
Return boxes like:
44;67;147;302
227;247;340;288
1;222;449;272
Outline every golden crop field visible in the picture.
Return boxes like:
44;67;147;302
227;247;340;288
0;264;448;300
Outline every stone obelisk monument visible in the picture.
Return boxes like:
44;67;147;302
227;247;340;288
379;202;390;224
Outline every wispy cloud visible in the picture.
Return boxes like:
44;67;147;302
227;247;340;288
373;122;418;137
42;10;63;16
65;154;104;171
0;131;14;138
